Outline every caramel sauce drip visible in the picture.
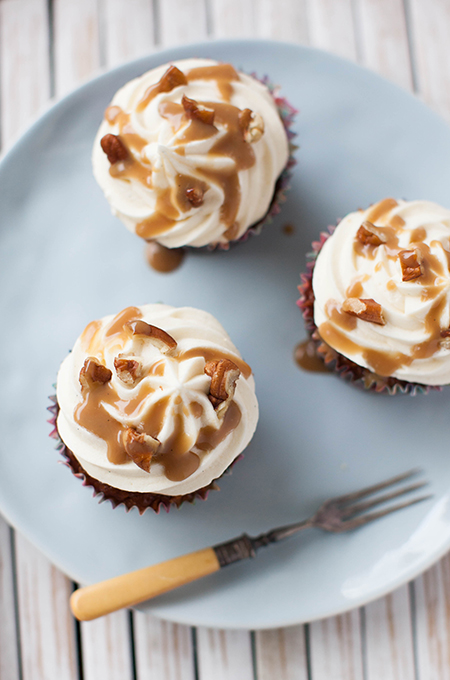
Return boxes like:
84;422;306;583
294;340;329;373
145;242;185;273
346;277;367;298
137;63;239;111
136;213;177;239
177;112;218;143
80;307;142;359
190;401;204;418
325;300;357;331
390;215;406;229
80;320;102;353
104;306;143;338
185;64;239;101
136;187;179;239
318;322;361;358
158;101;186;131
75;385;242;481
361;348;409;377
195;401;241;452
207;101;255;169
162;99;255;236
138;395;171;437
75;385;128;465
105;105;122;124
366;198;398;222
415;242;446;288
105;107;151;185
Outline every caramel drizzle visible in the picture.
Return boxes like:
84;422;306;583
294;339;329;373
137;63;239;111
103;64;256;242
322;200;450;376
75;383;242;481
74;309;247;480
144;241;185;273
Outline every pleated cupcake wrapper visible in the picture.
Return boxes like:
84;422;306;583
211;74;298;251
296;227;440;396
48;395;241;514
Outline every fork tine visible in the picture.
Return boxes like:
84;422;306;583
342;482;428;518
330;468;422;506
339;494;433;531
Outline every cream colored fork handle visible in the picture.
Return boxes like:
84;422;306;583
70;547;220;621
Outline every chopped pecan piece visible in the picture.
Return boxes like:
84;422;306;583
398;249;423;281
342;298;386;325
100;133;128;164
238;108;264;143
238;108;253;130
123;428;160;472
159;65;188;92
356;221;386;247
79;357;112;391
185;186;204;207
440;330;450;349
204;358;241;417
127;320;177;353
114;355;142;385
182;95;215;126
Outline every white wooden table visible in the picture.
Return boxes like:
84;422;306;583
1;0;450;678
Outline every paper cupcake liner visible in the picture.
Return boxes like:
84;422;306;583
48;397;240;514
296;227;440;396
210;74;298;251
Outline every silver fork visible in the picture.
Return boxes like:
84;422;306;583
70;469;431;621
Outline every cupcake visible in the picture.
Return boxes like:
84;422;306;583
298;198;450;394
92;58;294;258
52;304;258;512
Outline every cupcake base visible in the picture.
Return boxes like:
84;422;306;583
297;229;440;396
48;398;228;514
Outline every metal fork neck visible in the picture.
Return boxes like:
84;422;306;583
213;520;313;568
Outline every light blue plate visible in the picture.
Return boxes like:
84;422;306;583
1;39;450;630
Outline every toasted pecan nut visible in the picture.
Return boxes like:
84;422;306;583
238;108;264;143
100;134;128;164
123;428;160;472
159;65;188;92
186;186;204;207
79;357;112;391
114;355;142;385
238;108;253;131
127;320;177;353
342;298;386;325
440;330;450;349
398;249;423;281
204;358;241;416
356;221;387;247
182;95;215;126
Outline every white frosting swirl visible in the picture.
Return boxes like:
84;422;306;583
313;199;450;385
92;58;289;247
56;304;258;495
